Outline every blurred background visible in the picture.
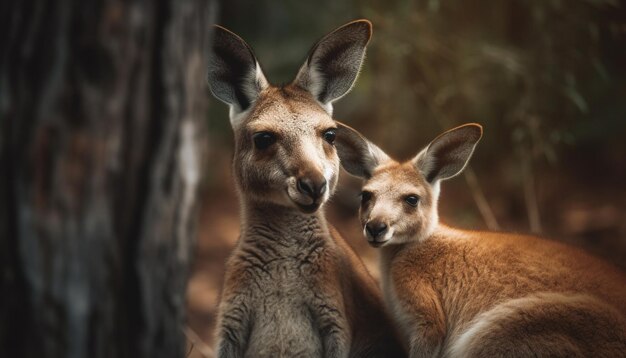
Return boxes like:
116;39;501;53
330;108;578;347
188;0;626;354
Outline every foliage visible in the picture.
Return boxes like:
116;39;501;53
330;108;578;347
210;0;626;231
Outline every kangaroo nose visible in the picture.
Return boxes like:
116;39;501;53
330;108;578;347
366;221;388;238
297;177;327;200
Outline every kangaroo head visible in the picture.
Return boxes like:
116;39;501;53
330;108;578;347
335;123;482;246
207;20;372;213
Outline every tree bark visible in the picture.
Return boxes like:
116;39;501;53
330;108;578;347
0;1;215;357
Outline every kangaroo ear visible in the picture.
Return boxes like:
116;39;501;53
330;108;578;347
207;25;269;124
413;124;483;183
294;20;372;114
335;121;389;179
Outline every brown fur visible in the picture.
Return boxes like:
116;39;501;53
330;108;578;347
383;226;626;357
335;123;626;357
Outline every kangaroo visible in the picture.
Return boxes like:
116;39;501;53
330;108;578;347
206;20;405;357
334;122;626;357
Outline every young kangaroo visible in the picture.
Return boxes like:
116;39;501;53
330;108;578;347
335;123;626;357
207;21;404;357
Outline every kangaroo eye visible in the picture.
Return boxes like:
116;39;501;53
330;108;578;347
253;132;277;150
405;195;419;207
360;191;373;205
323;129;336;145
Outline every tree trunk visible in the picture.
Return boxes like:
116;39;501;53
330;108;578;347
0;1;215;357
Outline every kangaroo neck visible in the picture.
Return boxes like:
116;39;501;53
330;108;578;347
378;223;449;272
240;200;330;246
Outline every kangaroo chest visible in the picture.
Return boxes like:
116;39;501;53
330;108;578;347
232;231;346;357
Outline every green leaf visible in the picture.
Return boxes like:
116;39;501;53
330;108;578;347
564;87;589;113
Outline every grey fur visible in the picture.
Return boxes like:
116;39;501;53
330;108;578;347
209;20;405;358
217;206;349;357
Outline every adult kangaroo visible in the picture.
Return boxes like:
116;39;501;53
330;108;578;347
335;123;626;357
207;20;405;357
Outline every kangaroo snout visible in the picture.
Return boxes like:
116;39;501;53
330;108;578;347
297;175;327;201
366;221;388;238
365;220;391;247
287;168;329;213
